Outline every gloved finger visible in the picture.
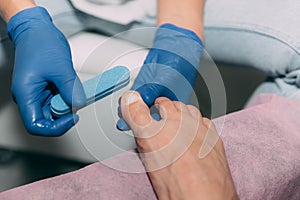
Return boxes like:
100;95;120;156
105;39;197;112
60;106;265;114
53;73;86;109
116;99;130;130
135;83;177;106
121;91;152;131
117;109;161;131
18;102;78;136
116;118;130;131
150;110;161;121
135;83;162;106
32;114;78;137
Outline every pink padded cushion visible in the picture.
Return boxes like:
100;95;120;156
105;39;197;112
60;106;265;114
217;94;300;199
1;94;299;200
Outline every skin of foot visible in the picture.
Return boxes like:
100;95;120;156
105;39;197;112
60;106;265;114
121;91;238;200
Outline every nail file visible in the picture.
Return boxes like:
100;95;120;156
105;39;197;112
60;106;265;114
50;66;130;117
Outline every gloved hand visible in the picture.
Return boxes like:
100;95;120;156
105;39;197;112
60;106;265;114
7;7;86;136
117;23;203;130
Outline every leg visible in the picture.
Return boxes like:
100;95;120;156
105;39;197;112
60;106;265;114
203;0;300;102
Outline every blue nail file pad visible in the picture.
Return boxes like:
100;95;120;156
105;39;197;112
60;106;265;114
51;66;130;117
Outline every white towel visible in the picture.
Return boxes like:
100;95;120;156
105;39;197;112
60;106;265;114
70;0;157;25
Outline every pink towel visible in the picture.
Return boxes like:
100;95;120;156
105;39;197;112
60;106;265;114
1;94;299;200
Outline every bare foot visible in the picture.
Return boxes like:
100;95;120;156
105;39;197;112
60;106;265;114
121;91;238;200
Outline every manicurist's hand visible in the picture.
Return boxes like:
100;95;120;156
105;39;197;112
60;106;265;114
121;91;238;200
117;23;203;130
7;7;86;136
131;23;203;106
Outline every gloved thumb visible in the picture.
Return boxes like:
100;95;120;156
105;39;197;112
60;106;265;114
121;91;152;131
54;74;86;109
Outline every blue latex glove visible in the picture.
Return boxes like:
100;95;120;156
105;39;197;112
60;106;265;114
117;23;203;130
7;7;86;136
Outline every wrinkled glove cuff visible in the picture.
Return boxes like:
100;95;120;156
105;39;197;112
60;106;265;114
7;6;52;43
159;23;203;45
151;23;203;68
